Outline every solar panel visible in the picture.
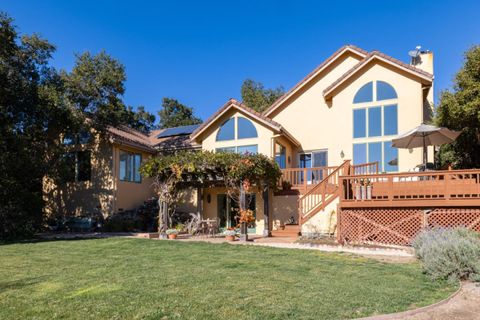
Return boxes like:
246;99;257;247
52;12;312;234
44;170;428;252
156;124;201;138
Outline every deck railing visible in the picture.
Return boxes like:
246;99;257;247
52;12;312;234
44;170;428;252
340;169;480;208
299;160;351;224
350;161;379;175
280;166;337;191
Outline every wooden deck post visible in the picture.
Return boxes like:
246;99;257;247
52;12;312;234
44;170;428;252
196;187;202;219
336;204;343;245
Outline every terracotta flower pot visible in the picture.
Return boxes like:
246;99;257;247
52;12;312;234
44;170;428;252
168;234;178;240
225;235;235;241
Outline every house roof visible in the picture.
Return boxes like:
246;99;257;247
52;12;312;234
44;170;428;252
190;98;300;147
263;45;368;117
323;50;434;100
108;124;200;153
108;125;157;153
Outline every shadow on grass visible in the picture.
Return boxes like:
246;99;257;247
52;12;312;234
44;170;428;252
0;275;50;291
0;232;135;246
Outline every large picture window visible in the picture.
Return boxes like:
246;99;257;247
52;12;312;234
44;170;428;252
119;151;142;182
353;81;399;172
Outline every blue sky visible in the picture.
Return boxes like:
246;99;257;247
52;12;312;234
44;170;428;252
2;1;479;121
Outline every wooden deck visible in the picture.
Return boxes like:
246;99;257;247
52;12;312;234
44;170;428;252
339;169;480;208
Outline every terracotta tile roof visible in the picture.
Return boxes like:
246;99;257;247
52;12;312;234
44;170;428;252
263;45;368;116
108;125;200;153
108;125;156;152
323;50;433;99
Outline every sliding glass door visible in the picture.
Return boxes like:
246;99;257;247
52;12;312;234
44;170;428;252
299;150;328;183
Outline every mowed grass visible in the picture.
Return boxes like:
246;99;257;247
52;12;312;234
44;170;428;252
0;238;455;320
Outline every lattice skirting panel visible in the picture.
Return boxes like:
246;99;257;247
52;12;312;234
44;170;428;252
339;208;480;246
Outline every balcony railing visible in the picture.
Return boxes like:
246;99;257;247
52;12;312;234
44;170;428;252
340;169;480;208
280;166;337;192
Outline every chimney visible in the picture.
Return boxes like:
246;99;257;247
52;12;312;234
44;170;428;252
409;46;434;121
410;46;434;75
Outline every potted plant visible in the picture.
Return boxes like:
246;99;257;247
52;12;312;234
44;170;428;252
237;209;255;241
360;178;366;200
365;179;372;200
166;229;178;239
224;229;237;241
354;178;362;200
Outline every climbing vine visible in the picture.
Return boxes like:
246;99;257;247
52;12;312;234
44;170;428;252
140;150;282;234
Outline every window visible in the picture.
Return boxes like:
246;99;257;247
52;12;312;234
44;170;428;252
63;131;92;145
237;117;258;139
368;142;383;171
353;144;367;165
353;82;373;103
384;104;398;136
216;147;236;153
216;145;258;154
237;145;258;154
353;81;399;171
275;143;286;169
368;107;382;137
353;109;366;138
384;141;399;172
216;118;235;141
119;151;142;182
62;151;91;182
377;81;397;101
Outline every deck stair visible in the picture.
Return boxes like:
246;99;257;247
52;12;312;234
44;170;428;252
271;224;301;237
298;160;352;225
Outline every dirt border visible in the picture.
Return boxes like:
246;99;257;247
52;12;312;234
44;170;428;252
356;283;463;320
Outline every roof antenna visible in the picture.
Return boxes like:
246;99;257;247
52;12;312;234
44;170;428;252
408;46;422;66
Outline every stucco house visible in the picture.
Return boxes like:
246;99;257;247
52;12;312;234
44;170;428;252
189;45;435;236
43;124;201;220
47;45;479;243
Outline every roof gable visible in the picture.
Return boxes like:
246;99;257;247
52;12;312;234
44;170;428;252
263;45;368;117
323;51;433;100
190;98;299;146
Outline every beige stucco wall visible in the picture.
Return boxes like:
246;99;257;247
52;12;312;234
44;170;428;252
112;145;156;212
301;200;338;235
271;58;431;172
200;109;276;157
43;136;115;218
272;194;299;228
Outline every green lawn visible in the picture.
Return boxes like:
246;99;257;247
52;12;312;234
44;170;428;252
0;238;455;320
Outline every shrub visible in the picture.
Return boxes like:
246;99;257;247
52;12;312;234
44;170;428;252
413;227;480;282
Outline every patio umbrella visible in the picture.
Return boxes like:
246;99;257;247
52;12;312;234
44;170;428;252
391;124;460;165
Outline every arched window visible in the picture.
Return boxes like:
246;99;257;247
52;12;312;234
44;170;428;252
352;81;399;172
376;81;397;101
353;82;373;103
216;118;235;141
237;117;258;139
